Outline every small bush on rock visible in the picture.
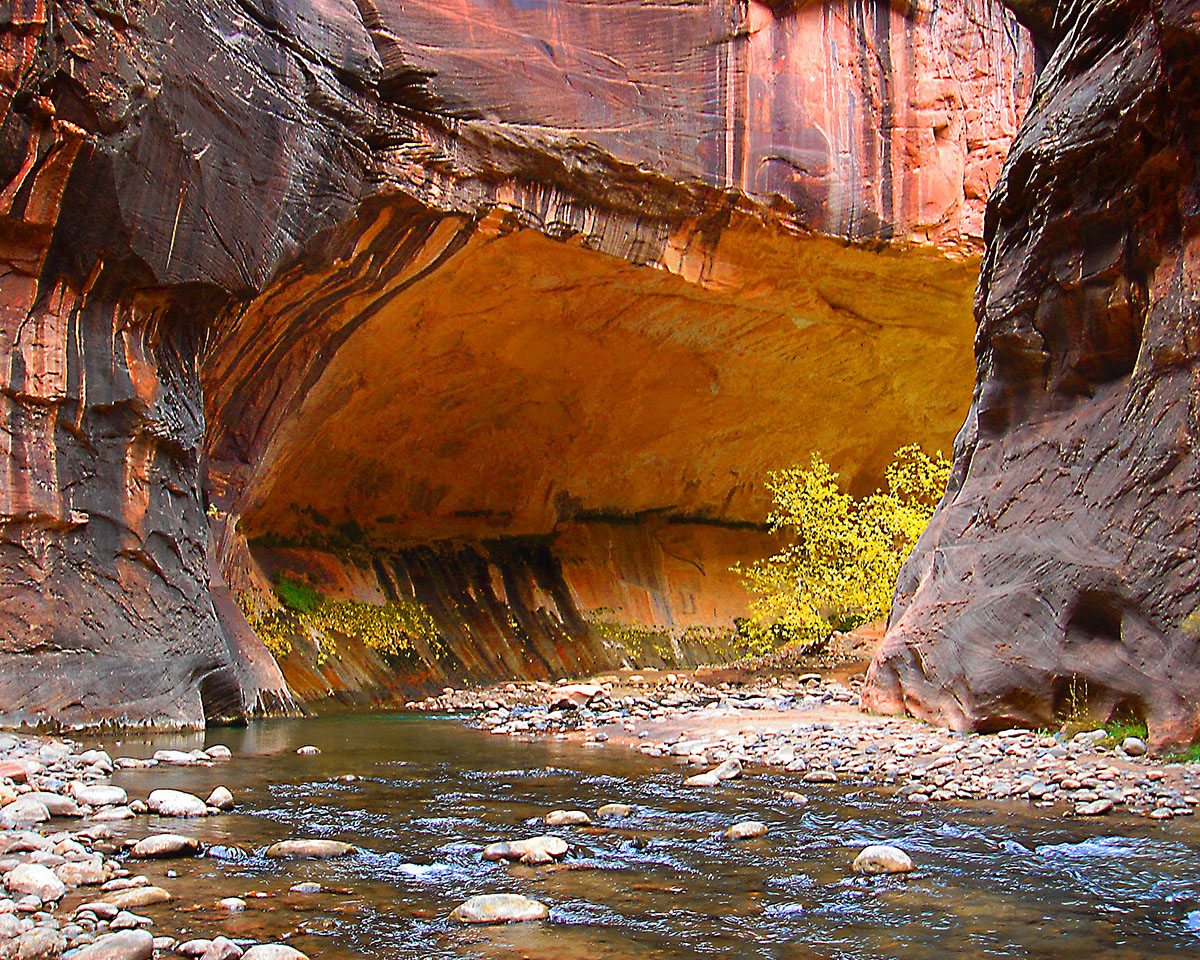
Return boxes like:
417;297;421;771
735;444;950;651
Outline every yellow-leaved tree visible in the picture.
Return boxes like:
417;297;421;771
736;444;951;650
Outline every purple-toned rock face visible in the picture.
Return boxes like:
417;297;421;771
864;0;1200;749
0;0;1055;728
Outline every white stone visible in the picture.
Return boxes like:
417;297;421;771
852;845;913;875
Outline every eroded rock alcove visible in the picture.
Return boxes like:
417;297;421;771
1;0;1041;726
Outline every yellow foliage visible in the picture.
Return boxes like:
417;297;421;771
735;444;950;650
237;583;441;662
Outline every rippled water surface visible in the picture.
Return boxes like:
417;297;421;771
95;716;1200;959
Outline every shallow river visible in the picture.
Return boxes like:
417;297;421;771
93;715;1200;959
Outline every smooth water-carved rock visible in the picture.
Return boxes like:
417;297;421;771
864;1;1200;749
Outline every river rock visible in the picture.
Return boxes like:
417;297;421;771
217;898;245;913
1122;737;1147;757
175;941;212;958
75;903;117;922
852;845;913;875
713;758;742;780
5;865;66;902
548;684;604;709
449;894;549;924
683;772;720;788
1076;799;1115;816
725;821;767;840
109;912;150;931
204;746;232;760
204;788;234;811
1;801;49;825
264;840;355;859
146;791;208;818
131;835;200;859
544;810;591;827
198;938;242;960
66;931;154;960
54;861;108;888
482;837;568;863
240;947;308;960
101;888;170;910
14;926;66;960
596;803;632;818
294;747;320;756
21;794;78;818
69;786;126;809
87;808;134;823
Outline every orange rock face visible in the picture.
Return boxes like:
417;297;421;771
0;0;1033;722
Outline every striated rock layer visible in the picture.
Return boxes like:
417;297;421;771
0;0;1033;725
865;0;1200;748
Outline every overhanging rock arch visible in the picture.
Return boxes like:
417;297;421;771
1;0;1048;727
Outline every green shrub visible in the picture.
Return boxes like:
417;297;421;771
273;574;323;613
735;444;950;651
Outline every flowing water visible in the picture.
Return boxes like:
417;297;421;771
93;715;1200;959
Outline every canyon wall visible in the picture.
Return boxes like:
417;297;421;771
865;0;1200;748
0;0;1034;725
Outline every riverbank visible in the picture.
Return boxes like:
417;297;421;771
408;665;1200;821
0;733;305;960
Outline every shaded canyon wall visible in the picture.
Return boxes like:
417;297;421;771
0;0;1033;725
864;0;1200;748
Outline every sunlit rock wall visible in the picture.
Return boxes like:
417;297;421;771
0;0;1033;724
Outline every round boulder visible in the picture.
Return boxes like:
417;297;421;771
67;930;154;960
264;840;356;859
543;810;591;827
449;894;549;924
131;834;201;859
725;821;768;840
146;790;208;818
5;863;67;902
852;845;913;875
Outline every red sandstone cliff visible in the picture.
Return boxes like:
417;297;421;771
0;0;1035;726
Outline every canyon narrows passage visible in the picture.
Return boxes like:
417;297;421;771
2;0;1199;751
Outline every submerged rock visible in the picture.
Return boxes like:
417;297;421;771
101;888;171;910
449;894;549;924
